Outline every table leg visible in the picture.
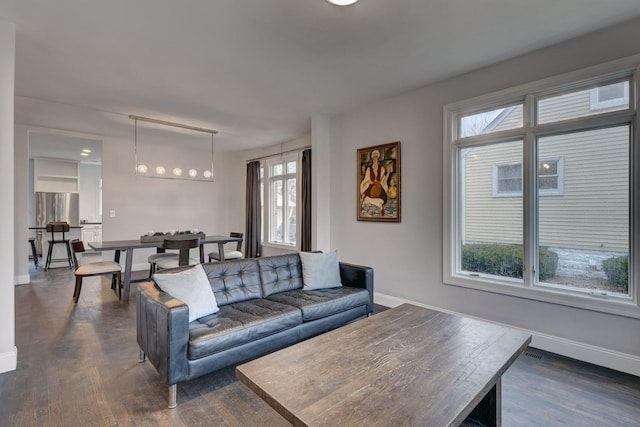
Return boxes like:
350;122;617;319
29;238;39;268
121;249;134;302
112;250;122;291
217;242;225;261
199;244;205;263
467;378;501;427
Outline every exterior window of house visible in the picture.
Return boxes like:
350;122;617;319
263;154;298;247
494;162;522;196
444;60;638;317
493;159;563;197
590;81;629;111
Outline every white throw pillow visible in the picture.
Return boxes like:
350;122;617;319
299;251;342;290
153;264;219;322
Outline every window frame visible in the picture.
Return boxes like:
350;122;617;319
261;152;301;250
443;55;640;319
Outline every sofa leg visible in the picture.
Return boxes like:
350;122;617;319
139;349;146;362
168;384;177;409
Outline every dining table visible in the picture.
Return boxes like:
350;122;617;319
88;234;243;302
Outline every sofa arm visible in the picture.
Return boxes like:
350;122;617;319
339;262;374;315
137;281;190;386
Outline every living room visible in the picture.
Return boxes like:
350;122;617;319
2;1;640;425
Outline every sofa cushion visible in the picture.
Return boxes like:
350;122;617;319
299;251;342;290
258;254;303;297
153;264;219;323
188;299;301;360
266;287;369;322
203;259;263;306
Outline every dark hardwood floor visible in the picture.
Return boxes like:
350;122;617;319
1;258;639;426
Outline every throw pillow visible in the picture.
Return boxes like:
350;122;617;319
153;264;219;322
299;251;342;290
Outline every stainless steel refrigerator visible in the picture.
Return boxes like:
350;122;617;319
34;192;79;255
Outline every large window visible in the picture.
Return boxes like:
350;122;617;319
444;58;639;317
262;153;299;247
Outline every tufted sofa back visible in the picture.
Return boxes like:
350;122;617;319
202;259;263;306
257;254;303;297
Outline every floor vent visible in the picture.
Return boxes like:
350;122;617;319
523;350;544;360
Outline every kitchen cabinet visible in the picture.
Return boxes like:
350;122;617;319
82;224;102;244
34;158;79;193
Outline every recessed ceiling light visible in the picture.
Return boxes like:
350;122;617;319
80;152;89;156
327;0;359;5
82;149;92;153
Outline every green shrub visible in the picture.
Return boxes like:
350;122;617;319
602;255;628;291
538;247;559;282
461;244;558;281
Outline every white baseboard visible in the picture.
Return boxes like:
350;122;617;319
15;274;30;285
0;346;17;374
374;292;640;377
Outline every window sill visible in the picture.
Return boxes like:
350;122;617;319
444;273;640;319
262;242;298;251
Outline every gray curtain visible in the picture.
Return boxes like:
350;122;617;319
301;149;312;252
245;161;261;258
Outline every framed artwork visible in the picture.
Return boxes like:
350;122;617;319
357;141;401;222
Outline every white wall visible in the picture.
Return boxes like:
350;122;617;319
328;18;640;371
101;135;237;269
1;19;17;373
14;126;29;284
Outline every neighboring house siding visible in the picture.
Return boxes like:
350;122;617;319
463;94;628;252
464;140;523;245
490;107;523;132
538;126;628;251
538;84;628;123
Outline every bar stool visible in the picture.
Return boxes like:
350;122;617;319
44;222;73;271
28;238;39;269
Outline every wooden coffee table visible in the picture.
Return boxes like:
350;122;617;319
236;303;531;426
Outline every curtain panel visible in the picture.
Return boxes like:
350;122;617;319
245;161;261;258
301;149;312;252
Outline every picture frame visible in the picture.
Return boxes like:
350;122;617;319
357;141;401;222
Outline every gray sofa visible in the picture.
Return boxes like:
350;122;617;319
136;253;374;408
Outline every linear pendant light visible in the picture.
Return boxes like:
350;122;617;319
130;115;217;182
327;0;359;5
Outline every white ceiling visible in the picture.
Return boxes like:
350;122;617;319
28;132;102;164
3;0;640;152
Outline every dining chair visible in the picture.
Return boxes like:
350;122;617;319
148;250;181;277
44;221;73;271
70;240;122;303
154;237;201;271
208;232;244;262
